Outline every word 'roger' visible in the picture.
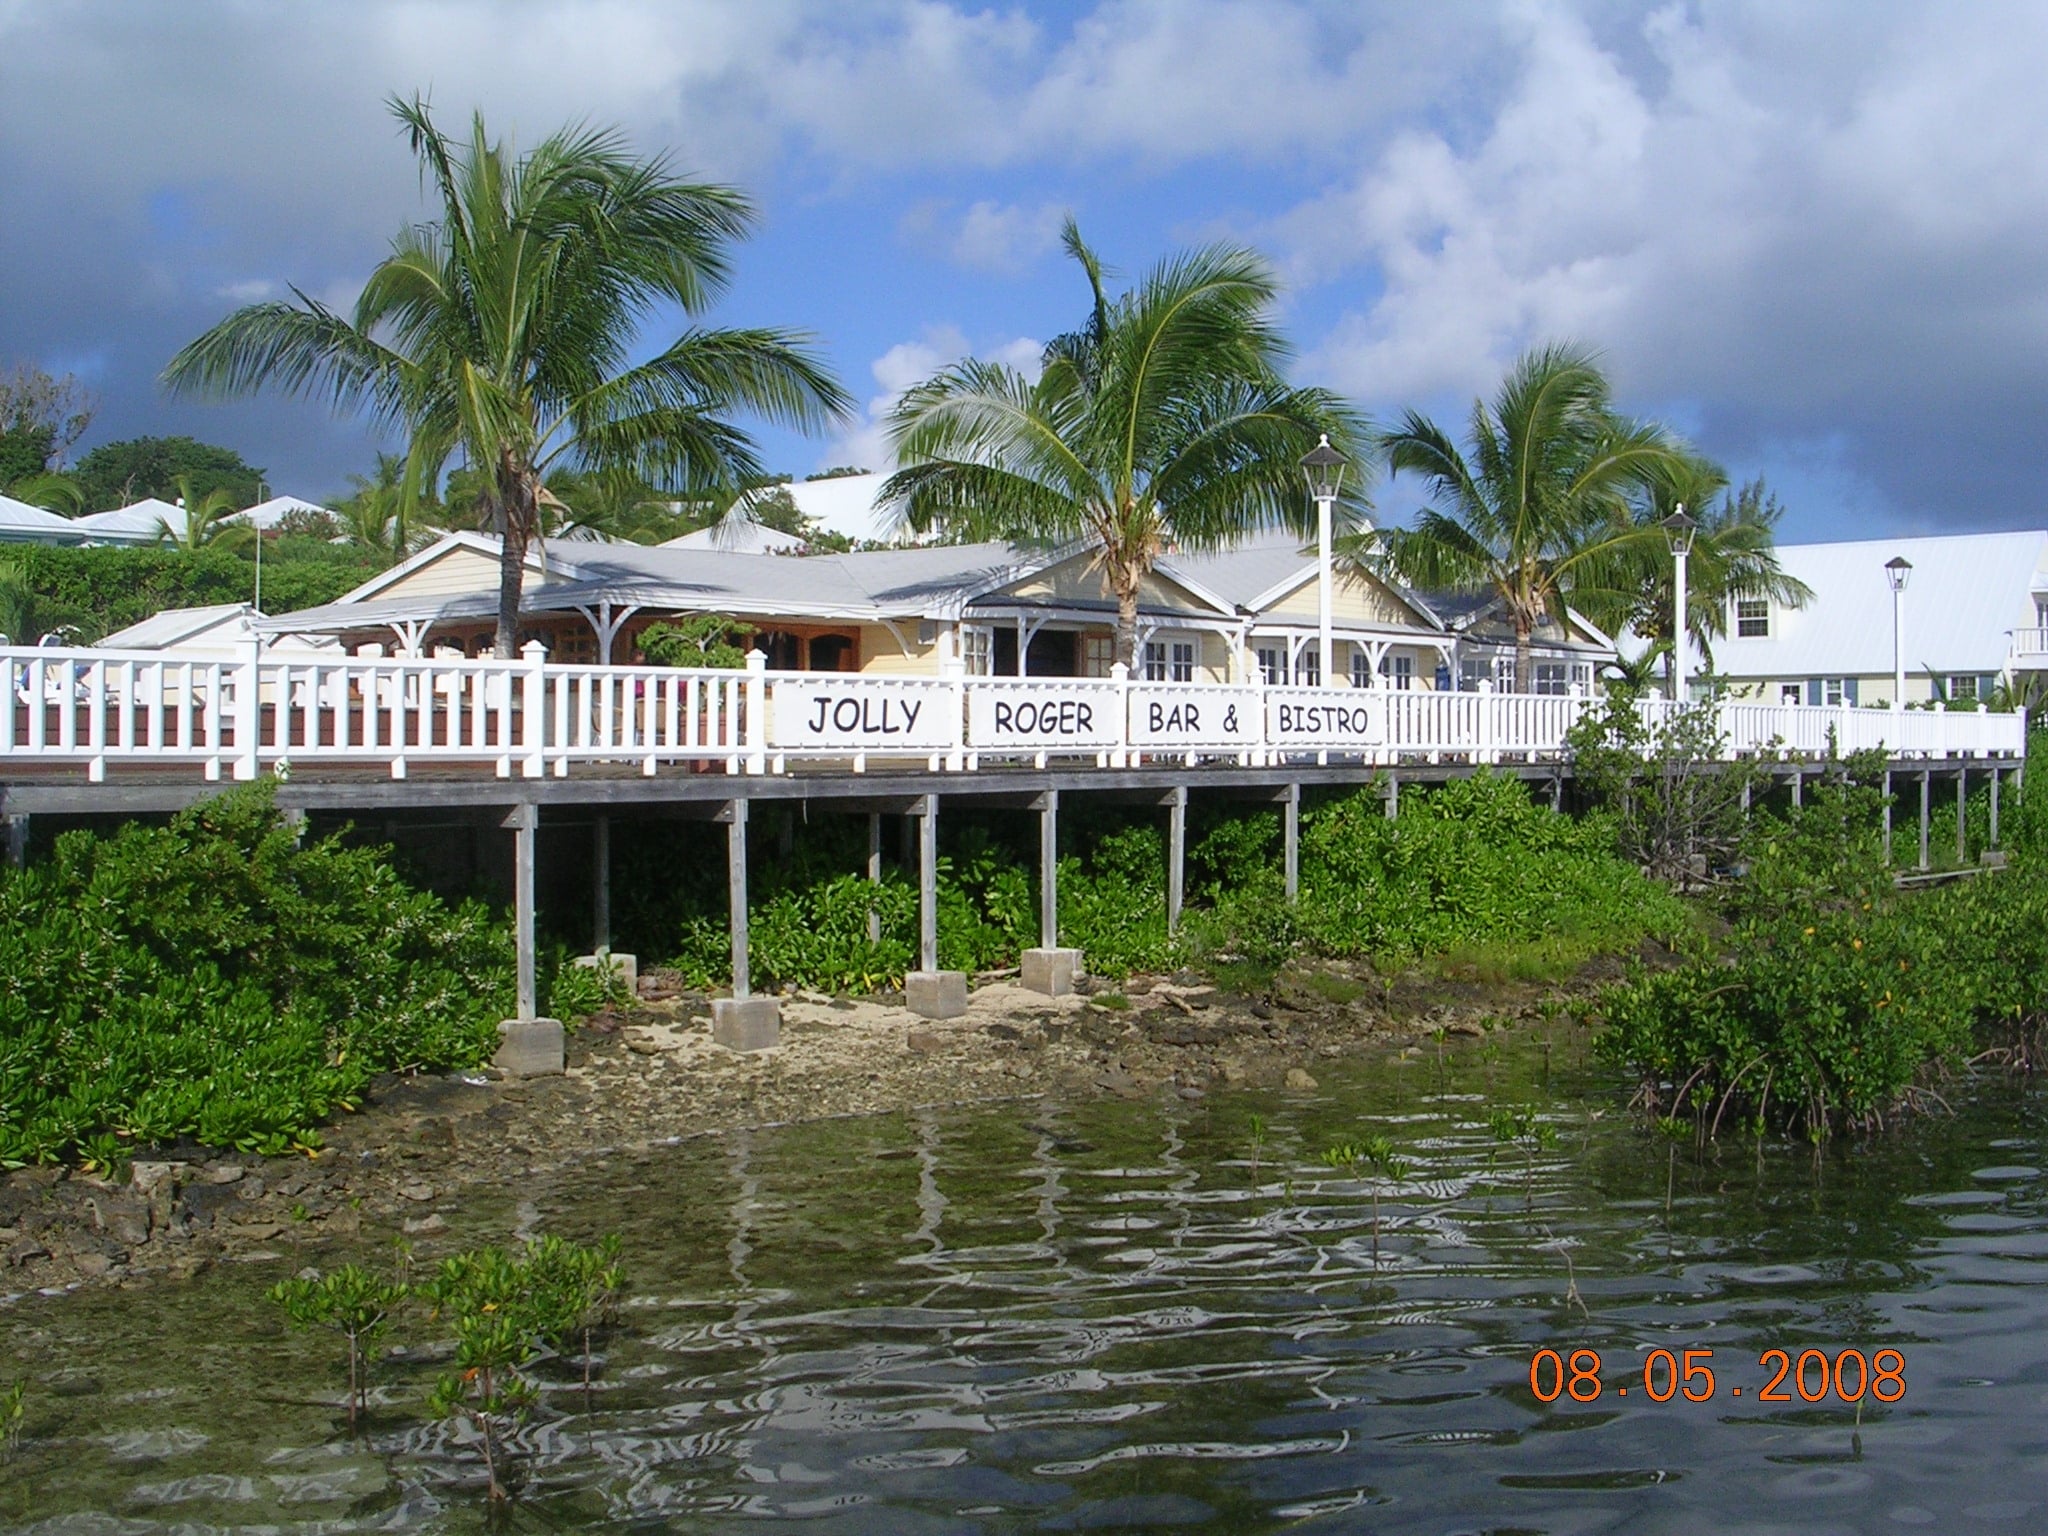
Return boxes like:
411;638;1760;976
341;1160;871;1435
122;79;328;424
804;694;924;735
991;699;1095;736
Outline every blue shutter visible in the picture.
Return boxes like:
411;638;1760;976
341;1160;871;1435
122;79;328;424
1807;678;1823;706
1844;678;1859;706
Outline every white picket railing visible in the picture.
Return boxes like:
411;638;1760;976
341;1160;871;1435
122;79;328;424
1;641;2027;783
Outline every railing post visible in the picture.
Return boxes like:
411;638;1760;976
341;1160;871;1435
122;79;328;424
942;657;967;771
744;649;769;775
1476;680;1495;764
1110;661;1132;768
518;640;547;779
233;635;262;781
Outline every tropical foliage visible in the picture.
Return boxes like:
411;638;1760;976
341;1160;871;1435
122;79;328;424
885;219;1366;665
0;785;514;1166
0;545;376;642
165;96;850;656
1589;455;1812;677
1354;343;1681;690
71;435;263;512
154;474;253;552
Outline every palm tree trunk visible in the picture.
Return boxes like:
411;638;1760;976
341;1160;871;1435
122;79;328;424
1114;581;1141;672
1514;613;1533;694
494;467;540;659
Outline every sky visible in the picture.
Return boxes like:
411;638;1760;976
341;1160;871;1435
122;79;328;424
3;0;2046;540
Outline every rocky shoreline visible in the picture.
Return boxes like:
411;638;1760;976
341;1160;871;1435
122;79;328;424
0;955;1635;1300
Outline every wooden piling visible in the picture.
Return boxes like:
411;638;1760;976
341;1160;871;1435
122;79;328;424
1282;782;1300;904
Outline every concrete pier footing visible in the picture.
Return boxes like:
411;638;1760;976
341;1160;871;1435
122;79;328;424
906;970;969;1019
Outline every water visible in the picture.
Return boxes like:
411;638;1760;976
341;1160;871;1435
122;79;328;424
5;1026;2047;1533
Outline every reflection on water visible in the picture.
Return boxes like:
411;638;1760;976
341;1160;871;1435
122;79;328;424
4;1026;2046;1533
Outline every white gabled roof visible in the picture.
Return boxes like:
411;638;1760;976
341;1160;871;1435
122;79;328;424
0;494;90;543
663;521;809;554
1714;529;2048;678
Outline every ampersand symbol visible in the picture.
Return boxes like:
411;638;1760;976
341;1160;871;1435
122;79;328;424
1222;706;1239;733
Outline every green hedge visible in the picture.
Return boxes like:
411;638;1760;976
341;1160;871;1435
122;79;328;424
0;786;513;1166
5;545;380;641
1599;758;2048;1138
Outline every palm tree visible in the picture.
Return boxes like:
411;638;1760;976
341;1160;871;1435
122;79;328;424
165;96;850;656
1357;343;1681;691
1587;456;1812;678
883;220;1366;666
6;472;84;515
155;475;253;553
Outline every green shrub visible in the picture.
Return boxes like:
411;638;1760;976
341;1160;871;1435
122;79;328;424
1601;842;2048;1139
0;785;512;1166
1288;774;1693;965
3;545;379;641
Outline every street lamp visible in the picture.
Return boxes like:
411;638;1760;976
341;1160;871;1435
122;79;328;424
1661;507;1697;703
1886;555;1912;708
1301;435;1346;688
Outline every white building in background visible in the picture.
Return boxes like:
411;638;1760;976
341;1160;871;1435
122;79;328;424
1712;529;2048;706
0;494;90;545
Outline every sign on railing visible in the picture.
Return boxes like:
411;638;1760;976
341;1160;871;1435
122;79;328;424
1;641;2028;783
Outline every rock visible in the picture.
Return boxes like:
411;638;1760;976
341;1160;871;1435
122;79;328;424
1220;1059;1248;1084
626;1036;665;1056
906;1029;947;1053
233;1221;286;1241
201;1164;246;1185
397;1181;436;1203
1444;1020;1486;1038
179;1182;244;1231
92;1193;152;1248
129;1161;187;1201
986;1022;1023;1042
1284;1067;1320;1092
402;1213;447;1236
237;1177;267;1201
6;1237;48;1267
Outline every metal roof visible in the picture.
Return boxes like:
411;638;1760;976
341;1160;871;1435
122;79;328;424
1712;529;2048;678
0;494;90;543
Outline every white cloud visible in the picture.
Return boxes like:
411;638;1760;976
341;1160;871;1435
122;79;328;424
827;325;1044;473
214;280;278;304
1283;1;2048;526
950;200;1066;273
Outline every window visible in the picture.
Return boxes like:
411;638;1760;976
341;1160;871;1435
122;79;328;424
1534;661;1569;695
1142;641;1166;681
1295;649;1321;687
1948;674;1983;702
1459;656;1488;691
1083;635;1115;678
961;625;992;676
1170;641;1195;683
1808;677;1857;706
1572;663;1593;690
1380;653;1414;690
1736;598;1770;638
1256;646;1286;685
2035;597;2048;630
1781;683;1803;706
1350;649;1370;689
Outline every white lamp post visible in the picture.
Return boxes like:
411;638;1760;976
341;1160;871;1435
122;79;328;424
1301;435;1346;688
1886;555;1912;708
1662;507;1697;702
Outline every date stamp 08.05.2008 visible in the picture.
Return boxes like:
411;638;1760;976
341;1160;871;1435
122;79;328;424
1529;1347;1906;1405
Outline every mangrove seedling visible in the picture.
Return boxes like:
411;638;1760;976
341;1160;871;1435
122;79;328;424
1488;1106;1557;1209
525;1234;626;1405
0;1380;23;1458
421;1247;546;1506
269;1265;407;1434
1323;1133;1408;1268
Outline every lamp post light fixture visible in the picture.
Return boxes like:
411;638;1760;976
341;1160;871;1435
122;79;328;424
1301;434;1346;688
1661;507;1698;703
1886;555;1912;708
